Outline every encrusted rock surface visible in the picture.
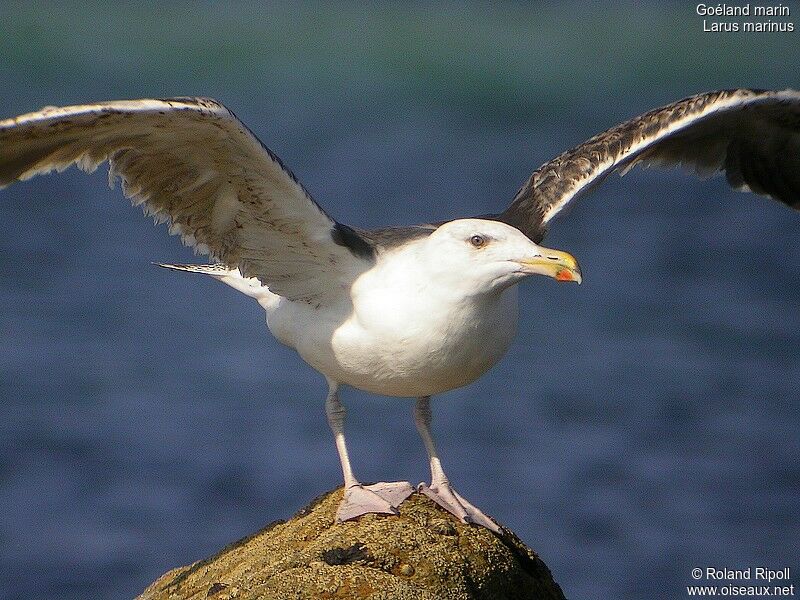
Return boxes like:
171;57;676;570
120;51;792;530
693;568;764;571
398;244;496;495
137;487;566;600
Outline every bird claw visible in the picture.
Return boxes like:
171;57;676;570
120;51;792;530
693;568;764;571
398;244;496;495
418;482;501;534
336;481;415;522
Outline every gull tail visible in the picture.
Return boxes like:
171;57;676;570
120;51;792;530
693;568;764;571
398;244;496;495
157;263;234;277
156;263;275;303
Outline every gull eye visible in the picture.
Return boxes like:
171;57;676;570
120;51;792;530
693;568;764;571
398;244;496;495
469;234;487;248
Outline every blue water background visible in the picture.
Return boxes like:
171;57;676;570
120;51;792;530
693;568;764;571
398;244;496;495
1;2;798;599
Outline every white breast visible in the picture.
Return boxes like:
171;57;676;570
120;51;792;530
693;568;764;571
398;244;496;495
265;248;520;398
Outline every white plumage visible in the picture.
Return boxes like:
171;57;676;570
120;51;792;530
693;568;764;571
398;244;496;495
2;89;798;533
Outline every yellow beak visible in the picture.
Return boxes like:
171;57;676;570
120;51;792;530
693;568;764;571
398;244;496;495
517;247;582;284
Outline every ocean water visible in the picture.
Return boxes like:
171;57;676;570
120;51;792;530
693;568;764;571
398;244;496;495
1;3;798;599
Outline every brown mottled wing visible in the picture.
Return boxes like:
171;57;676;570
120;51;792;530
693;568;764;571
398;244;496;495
500;89;800;242
0;98;373;305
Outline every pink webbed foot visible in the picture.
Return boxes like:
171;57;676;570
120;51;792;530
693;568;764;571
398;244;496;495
336;481;415;522
418;482;501;534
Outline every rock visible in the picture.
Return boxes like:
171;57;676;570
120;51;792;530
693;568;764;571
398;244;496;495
137;487;566;600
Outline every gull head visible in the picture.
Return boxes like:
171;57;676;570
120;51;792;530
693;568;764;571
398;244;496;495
420;218;582;295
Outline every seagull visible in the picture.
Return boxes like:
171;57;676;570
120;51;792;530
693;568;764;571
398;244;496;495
1;89;798;534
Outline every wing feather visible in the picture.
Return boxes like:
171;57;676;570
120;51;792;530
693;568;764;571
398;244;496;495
0;98;373;306
500;89;800;242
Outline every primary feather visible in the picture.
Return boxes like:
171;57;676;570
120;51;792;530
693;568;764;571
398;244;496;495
500;88;800;242
0;97;373;306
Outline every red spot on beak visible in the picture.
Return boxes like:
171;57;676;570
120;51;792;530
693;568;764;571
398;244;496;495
555;269;574;282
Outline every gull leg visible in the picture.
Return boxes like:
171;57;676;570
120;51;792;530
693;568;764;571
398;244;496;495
325;379;413;521
414;396;501;534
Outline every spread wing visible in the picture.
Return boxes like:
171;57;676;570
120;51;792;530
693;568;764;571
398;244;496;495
0;98;374;306
499;89;800;242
